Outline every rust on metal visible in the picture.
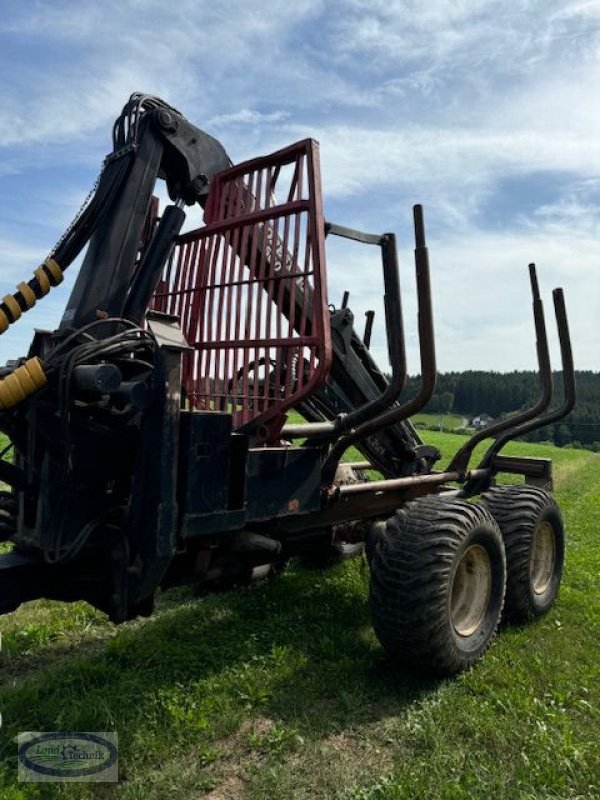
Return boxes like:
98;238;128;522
277;471;462;534
150;139;332;439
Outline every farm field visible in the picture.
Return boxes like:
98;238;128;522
406;412;465;431
0;431;599;799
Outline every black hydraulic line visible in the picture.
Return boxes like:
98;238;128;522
447;263;553;475
0;153;134;339
53;152;135;269
320;205;436;483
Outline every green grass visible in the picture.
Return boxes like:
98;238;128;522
410;412;465;431
421;427;588;481
0;433;599;799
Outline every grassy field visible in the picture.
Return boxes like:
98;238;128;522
0;432;599;799
409;412;465;431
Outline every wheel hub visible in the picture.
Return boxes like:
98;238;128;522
530;520;555;595
451;544;492;637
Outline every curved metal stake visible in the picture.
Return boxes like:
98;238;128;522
447;263;553;474
282;229;408;442
321;204;436;483
477;286;575;471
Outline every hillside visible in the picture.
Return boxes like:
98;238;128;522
402;371;600;449
0;433;598;798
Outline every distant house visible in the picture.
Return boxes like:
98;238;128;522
471;413;494;430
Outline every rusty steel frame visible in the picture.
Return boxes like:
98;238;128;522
151;139;332;438
276;470;463;534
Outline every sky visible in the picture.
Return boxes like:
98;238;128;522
0;0;598;375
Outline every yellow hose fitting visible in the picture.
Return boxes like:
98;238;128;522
3;294;21;322
0;357;47;410
0;257;64;340
17;282;36;309
34;267;51;296
0;380;19;408
3;372;27;405
24;357;46;390
12;363;37;396
44;258;64;285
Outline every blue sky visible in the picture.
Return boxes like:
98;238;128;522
0;0;598;373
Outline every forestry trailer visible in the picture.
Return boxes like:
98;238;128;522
0;94;575;675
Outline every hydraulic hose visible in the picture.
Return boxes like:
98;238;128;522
0;258;64;336
0;147;133;410
0;259;64;409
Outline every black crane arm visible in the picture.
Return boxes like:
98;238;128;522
59;93;232;331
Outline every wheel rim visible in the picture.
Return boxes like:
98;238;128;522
451;544;492;637
530;520;555;595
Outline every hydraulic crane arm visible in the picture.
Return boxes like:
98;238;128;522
0;94;232;384
59;93;232;331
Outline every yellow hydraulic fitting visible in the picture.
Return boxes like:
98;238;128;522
0;257;62;408
0;258;64;338
18;281;37;309
43;258;64;285
3;294;21;322
0;357;47;410
34;266;51;295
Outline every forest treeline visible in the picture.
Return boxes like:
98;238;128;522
399;371;600;450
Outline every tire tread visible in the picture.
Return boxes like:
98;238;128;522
369;496;506;675
481;485;564;622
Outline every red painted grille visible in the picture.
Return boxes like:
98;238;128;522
150;139;331;436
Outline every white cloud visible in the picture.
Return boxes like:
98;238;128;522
208;109;290;127
287;123;600;222
326;213;599;374
0;0;598;373
0;238;44;274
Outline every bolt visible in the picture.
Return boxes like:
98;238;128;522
156;109;178;132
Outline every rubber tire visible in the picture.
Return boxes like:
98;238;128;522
369;496;506;676
480;485;564;623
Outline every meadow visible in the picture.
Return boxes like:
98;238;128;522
0;430;598;799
